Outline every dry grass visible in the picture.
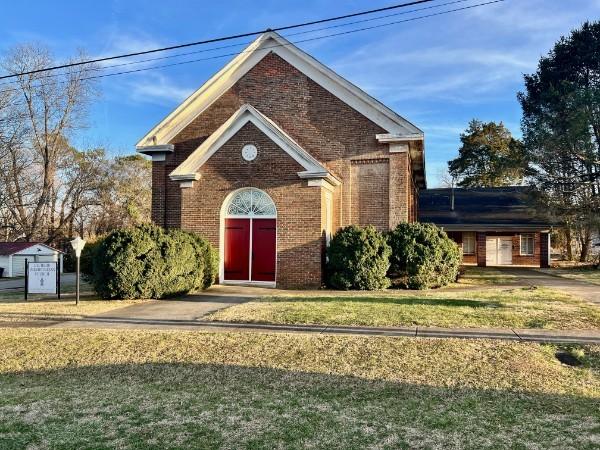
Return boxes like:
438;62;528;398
207;286;600;330
453;266;522;286
0;297;148;322
0;277;148;323
0;328;599;449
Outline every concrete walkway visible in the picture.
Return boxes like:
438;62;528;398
52;316;600;344
46;279;600;344
5;269;599;345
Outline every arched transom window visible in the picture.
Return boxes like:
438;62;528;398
226;188;276;217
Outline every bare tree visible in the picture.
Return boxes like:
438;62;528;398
0;43;98;242
85;154;152;237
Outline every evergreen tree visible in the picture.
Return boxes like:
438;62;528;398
448;120;527;188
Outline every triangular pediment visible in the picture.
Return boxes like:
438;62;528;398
137;31;422;148
169;104;339;186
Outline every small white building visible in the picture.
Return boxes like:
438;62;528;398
0;242;64;277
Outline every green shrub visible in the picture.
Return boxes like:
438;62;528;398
199;239;219;289
388;222;461;289
91;224;217;299
80;239;102;277
327;225;391;290
62;252;76;273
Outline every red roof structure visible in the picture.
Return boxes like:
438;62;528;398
0;242;63;256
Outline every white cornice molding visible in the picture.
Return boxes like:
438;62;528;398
298;171;341;186
376;133;424;143
170;173;201;188
136;31;423;147
169;104;335;187
136;144;175;161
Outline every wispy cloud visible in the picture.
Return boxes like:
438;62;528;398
329;0;599;106
94;32;165;66
95;30;196;106
332;43;536;104
125;72;194;105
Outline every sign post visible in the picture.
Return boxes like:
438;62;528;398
24;258;28;301
26;261;59;299
70;236;86;306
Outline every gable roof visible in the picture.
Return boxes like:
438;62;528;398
418;187;554;230
136;31;423;148
170;104;339;185
0;242;63;256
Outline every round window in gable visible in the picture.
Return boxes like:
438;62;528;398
241;144;258;161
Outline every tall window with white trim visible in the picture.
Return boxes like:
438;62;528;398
462;232;476;255
520;233;534;255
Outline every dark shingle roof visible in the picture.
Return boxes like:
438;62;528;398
418;187;553;228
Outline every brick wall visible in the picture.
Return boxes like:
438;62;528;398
446;231;477;265
350;158;390;231
476;232;487;267
388;151;410;228
179;121;324;288
540;232;550;268
158;52;414;231
150;51;420;287
509;232;541;266
448;230;544;267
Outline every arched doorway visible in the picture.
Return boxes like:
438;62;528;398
221;188;277;284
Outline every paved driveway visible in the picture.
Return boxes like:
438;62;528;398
495;267;600;305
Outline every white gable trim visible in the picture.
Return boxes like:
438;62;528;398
137;31;422;148
12;243;63;255
169;104;337;186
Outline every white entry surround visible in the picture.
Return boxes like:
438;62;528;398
486;237;513;266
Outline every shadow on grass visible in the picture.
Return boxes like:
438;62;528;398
269;296;502;309
0;362;598;449
0;293;98;304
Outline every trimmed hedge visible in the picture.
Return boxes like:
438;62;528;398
388;222;461;289
80;239;102;278
90;224;217;299
326;225;391;290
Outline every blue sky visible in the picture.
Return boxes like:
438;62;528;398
1;0;599;186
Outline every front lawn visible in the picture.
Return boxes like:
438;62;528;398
0;297;147;323
207;287;600;330
454;265;522;286
0;328;599;448
0;277;148;323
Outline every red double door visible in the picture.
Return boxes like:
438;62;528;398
224;218;276;282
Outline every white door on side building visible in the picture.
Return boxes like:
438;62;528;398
486;237;513;266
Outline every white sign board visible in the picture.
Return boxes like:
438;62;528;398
27;262;57;294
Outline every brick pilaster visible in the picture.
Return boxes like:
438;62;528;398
388;151;409;228
476;232;487;267
151;162;166;227
540;232;550;268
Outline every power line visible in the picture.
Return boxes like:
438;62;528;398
0;0;474;88
0;0;505;97
0;0;439;80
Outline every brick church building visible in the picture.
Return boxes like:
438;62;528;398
137;31;550;288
